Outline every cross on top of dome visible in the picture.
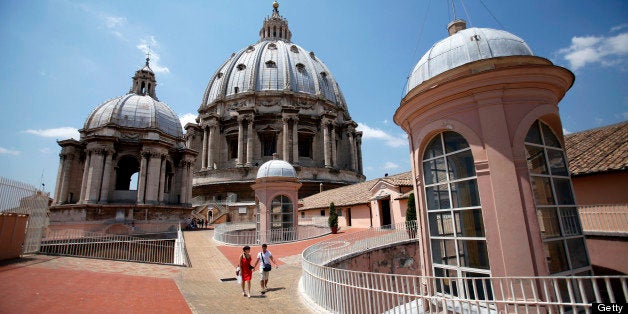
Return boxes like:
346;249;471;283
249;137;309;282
259;1;292;42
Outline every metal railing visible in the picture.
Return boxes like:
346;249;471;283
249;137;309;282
0;177;49;253
214;218;330;245
40;224;188;266
301;221;627;313
46;220;182;236
578;204;628;236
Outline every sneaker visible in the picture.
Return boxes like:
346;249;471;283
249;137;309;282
261;290;266;295
247;293;251;298
243;292;246;297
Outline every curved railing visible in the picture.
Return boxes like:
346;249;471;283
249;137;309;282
301;221;627;313
214;219;330;245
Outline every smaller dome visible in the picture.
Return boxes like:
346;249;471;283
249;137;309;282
406;27;533;93
256;159;297;179
84;94;183;138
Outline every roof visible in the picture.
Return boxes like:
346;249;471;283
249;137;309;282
300;172;412;210
565;121;628;176
406;27;533;94
84;93;183;138
256;159;297;179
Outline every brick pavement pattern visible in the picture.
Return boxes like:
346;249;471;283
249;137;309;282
0;228;356;313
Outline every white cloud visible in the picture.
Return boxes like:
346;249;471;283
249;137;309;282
557;31;628;70
383;162;399;170
137;36;170;73
104;15;126;29
0;147;20;155
617;112;628;120
611;24;628;33
179;113;197;127
39;147;53;154
356;122;407;148
23;127;80;140
563;128;571;135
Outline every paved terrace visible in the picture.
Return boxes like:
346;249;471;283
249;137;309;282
0;229;359;313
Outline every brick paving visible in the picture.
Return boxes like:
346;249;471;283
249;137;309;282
0;228;361;313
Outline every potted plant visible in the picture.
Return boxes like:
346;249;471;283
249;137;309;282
328;202;339;234
405;192;417;238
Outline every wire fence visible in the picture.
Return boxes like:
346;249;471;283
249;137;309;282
301;220;627;313
214;218;330;245
0;177;49;253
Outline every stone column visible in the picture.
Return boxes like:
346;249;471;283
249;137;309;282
54;154;65;203
86;148;105;204
179;160;190;204
208;123;216;169
201;126;208;169
292;118;299;164
331;124;337;167
59;155;72;204
322;120;331;168
356;133;363;174
79;152;91;204
348;127;356;171
137;151;148;204
158;156;167;203
237;116;245;167
246;116;254;167
283;117;290;162
145;151;163;204
98;150;114;203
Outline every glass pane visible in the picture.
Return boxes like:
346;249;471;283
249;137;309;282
455;209;485;237
450;179;480;208
560;207;582;236
537;207;561;238
542;123;561;148
531;176;555;205
525;122;542;144
444;132;469;153
429;212;454;236
424;135;443;159
463;272;493;301
423;158;447;185
447;150;476;179
526;145;548;174
553;178;575;205
431;238;458;266
434;267;459;296
544;240;569;274
547;149;568;176
425;184;450;210
566;237;589;269
458;240;490;270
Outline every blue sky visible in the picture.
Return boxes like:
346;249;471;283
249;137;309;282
0;0;626;194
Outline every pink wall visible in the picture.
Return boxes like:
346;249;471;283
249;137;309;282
586;237;628;274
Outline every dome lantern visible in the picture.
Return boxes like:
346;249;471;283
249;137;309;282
259;1;292;42
130;55;158;99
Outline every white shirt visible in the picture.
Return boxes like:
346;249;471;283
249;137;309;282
258;250;272;270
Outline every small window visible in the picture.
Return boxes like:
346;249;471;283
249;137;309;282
295;63;305;72
268;43;277;50
246;45;255;53
320;71;327;78
290;45;299;53
337;209;342;217
217;72;223;79
309;51;316;59
320;210;325;216
265;60;277;68
301;212;305;218
234;87;239;93
236;64;246;71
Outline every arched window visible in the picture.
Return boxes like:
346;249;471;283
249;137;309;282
271;195;293;230
115;156;140;190
525;120;590;275
422;131;490;299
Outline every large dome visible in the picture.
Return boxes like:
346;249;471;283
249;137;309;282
406;22;533;93
200;15;346;108
84;94;183;138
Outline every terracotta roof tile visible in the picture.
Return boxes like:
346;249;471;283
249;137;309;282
565;121;628;176
300;172;412;210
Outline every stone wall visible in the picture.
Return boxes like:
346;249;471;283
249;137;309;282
327;241;421;275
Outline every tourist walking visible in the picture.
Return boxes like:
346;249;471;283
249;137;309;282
253;243;278;295
235;245;253;297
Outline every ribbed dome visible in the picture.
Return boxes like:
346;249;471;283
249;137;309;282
256;159;296;179
406;26;533;93
201;40;347;108
84;94;183;138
